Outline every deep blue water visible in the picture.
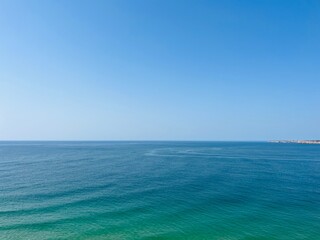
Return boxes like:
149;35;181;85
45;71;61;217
0;141;319;239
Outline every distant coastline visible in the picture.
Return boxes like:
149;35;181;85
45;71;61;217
270;140;320;144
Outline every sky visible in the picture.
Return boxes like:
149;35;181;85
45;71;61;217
0;0;319;141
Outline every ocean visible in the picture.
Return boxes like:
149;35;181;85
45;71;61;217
0;141;319;239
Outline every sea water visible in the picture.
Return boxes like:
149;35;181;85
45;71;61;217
0;141;319;239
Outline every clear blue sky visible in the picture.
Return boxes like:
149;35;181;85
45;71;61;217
0;0;319;140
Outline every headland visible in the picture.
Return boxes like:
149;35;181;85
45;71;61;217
270;140;320;144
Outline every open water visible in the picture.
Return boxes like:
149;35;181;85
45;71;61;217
0;141;319;239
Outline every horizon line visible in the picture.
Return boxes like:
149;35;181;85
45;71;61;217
0;139;274;142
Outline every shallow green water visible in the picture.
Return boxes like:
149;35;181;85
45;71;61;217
0;142;319;239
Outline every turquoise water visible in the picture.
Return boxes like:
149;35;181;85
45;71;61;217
0;141;319;239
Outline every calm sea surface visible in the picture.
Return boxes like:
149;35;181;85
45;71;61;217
0;141;319;239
